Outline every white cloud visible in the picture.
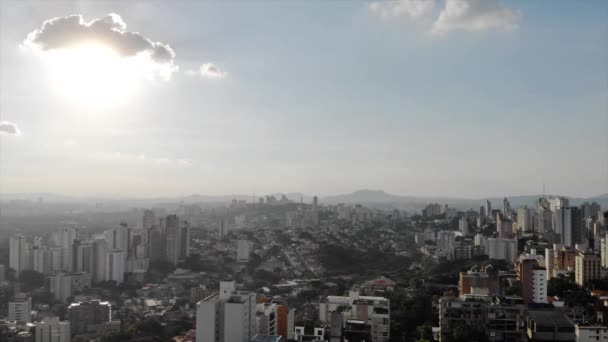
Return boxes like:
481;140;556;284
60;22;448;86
431;0;520;35
112;153;193;167
23;13;177;78
198;63;227;79
0;121;21;136
369;0;435;20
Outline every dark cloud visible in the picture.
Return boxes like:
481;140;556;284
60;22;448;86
0;121;21;136
24;13;175;64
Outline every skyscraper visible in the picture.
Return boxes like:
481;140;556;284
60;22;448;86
142;209;156;230
458;217;469;236
148;226;163;262
10;235;30;277
503;197;511;216
555;207;573;247
179;221;191;260
517;207;535;233
219;218;229;238
485;200;492;221
165;214;180;265
92;238;107;283
105;250;126;284
104;225;128;251
536;198;552;233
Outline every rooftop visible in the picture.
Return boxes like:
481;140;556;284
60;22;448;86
250;334;283;342
528;310;574;328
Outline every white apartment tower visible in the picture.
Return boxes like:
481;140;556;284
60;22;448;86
196;281;257;342
35;316;70;342
8;293;32;322
532;269;548;303
105;250;126;284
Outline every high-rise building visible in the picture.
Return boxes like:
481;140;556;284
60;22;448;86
8;293;32;322
318;290;390;342
142;209;156;230
179;221;191;260
545;247;555;279
92;238;107;284
601;236;608;268
518;259;547;304
503;197;511;216
536;198;552;233
197;294;222;342
10;235;31;277
165;215;180;265
575;251;601;286
105;250;126;284
459;267;498;296
480;206;486;220
190;285;208;304
550;197;570;212
458;217;469;236
256;302;278;336
275;305;293;339
517;206;535;233
35;316;70;342
148;226;163;262
67;300;111;335
555;207;573;247
31;247;48;274
0;264;5;281
104;226;128;251
70;272;91;293
237;240;251;262
196;281;258;342
487;238;518;263
485;200;492;221
49;273;73;303
496;213;514;239
219;218;229;237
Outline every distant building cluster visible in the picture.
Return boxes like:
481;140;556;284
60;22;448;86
1;192;608;342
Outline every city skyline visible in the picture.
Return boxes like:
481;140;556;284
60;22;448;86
1;0;607;198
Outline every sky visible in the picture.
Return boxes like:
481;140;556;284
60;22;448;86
0;0;607;199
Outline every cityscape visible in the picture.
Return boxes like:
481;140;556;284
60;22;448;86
1;1;607;342
1;194;608;342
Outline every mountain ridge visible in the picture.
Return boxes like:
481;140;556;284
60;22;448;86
1;190;606;211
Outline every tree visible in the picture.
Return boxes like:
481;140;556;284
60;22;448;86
135;319;164;337
18;270;44;292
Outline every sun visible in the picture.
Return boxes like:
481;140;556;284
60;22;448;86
44;42;138;107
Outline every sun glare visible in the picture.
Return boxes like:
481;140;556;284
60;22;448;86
44;42;139;107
